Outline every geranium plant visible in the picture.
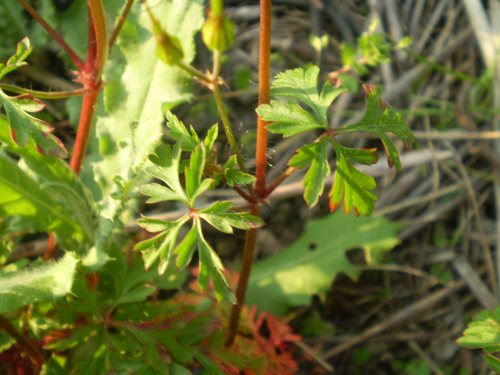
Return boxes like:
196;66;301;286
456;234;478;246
0;0;412;372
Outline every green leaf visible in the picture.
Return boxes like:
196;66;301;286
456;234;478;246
457;307;500;352
0;153;91;246
484;353;500;373
270;65;345;122
337;91;414;169
204;123;218;152
196;220;235;303
0;116;97;248
0;37;31;79
175;223;199;268
0;253;78;313
257;100;325;137
185;144;206;201
223;155;255;187
140;183;180;203
329;141;377;216
166;111;199;151
145;144;187;203
135;218;187;273
358;32;391;66
84;0;203;209
246;212;399;315
289;139;331;207
0;93;67;157
199;201;263;233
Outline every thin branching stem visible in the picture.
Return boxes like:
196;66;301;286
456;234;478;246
0;83;87;99
16;0;85;70
109;0;135;48
211;50;248;173
266;166;297;196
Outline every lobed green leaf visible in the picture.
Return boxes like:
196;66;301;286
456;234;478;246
257;100;324;137
196;220;235;303
329;142;377;216
0;92;67;157
289;139;331;207
199;201;263;233
166;111;199;151
337;91;413;169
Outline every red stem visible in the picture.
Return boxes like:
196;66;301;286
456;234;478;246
226;209;259;346
255;0;272;198
266;166;297;196
16;0;85;70
226;0;272;347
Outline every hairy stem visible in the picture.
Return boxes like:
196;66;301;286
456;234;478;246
226;0;272;347
211;50;248;173
70;0;108;175
0;83;87;99
16;0;85;70
226;210;259;346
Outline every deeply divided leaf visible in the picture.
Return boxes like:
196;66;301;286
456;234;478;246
270;65;345;122
257;100;325;137
196;220;235;303
289;139;330;207
337;91;414;169
0;92;67;157
329;142;377;216
0;37;31;79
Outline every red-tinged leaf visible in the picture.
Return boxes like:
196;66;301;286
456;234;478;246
246;306;299;374
0;92;68;157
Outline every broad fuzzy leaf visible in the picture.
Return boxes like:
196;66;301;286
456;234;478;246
246;212;399;315
289;139;331;207
84;0;204;209
0;92;67;157
0;253;78;313
329;141;377;216
0;116;97;249
337;91;414;169
0;153;92;247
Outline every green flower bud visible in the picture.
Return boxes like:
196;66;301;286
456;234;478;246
202;11;235;52
155;30;184;66
145;3;184;66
